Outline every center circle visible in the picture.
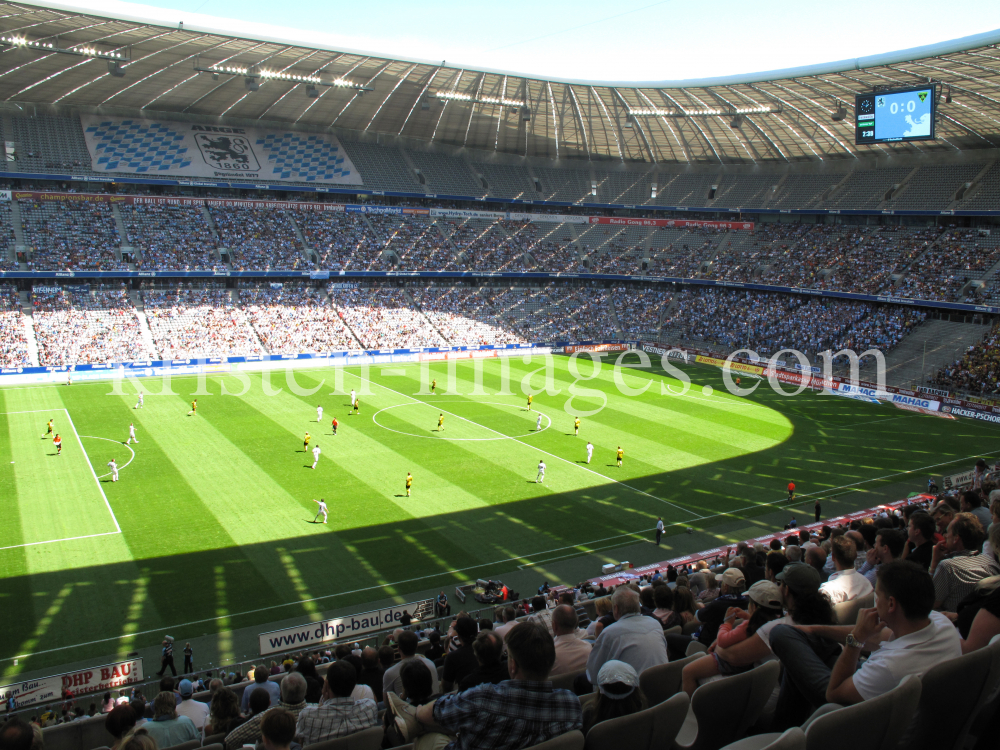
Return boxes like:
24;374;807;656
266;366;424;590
372;401;553;441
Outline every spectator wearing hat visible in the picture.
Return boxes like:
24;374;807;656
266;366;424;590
174;679;209;729
582;660;647;736
819;536;873;605
587;586;669;681
714;563;836;671
681;581;785;695
768;561;961;729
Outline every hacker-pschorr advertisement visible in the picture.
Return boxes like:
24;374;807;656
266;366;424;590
80;115;362;185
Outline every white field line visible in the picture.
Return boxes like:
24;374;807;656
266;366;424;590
5;448;997;662
62;409;121;534
346;370;705;519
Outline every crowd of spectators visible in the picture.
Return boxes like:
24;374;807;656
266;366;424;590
210;207;305;271
931;321;1000;395
32;285;152;365
663;288;925;363
410;286;527;347
376;217;453;272
120;205;222;272
0;284;30;367
896;229;1000;302
448;219;526;272
238;285;358;354
330;286;447;350
612;287;671;340
294;211;384;271
22;200;126;271
143;286;263;359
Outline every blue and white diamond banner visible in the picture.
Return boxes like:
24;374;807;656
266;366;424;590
80;115;362;185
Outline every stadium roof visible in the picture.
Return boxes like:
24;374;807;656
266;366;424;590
1;1;999;164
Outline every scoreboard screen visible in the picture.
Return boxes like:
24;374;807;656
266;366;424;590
855;86;936;145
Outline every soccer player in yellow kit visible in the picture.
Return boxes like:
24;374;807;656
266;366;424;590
45;419;54;438
527;394;533;411
353;399;360;415
189;399;197;416
431;379;437;394
574;417;580;436
406;472;413;497
617;446;624;467
303;432;311;452
437;413;444;431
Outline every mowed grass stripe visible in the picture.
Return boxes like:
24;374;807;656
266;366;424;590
352;365;778;518
257;370;659;552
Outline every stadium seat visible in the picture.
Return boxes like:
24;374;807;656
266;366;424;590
550;668;586;692
685;641;708;657
673;661;781;750
639;654;701;705
302;726;383;750
664;626;683;635
720;728;806;750
832;592;874;625
901;640;1000;750
584;691;689;750
160;740;201;750
723;674;921;750
524;730;585;750
202;733;226;745
682;620;701;635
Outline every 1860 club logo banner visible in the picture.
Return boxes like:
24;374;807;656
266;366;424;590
80;115;362;185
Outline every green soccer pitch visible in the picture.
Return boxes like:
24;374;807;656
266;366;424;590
0;353;997;677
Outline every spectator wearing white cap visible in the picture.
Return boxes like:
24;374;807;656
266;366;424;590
681;580;786;695
820;536;873;605
174;679;209;730
581;660;647;736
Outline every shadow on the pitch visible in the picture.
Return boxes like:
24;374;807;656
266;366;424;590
394;494;406;498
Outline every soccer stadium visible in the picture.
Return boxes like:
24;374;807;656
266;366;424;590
1;1;1000;748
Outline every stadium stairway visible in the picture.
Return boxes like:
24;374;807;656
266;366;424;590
880;319;990;388
18;291;40;366
288;214;313;266
130;291;158;358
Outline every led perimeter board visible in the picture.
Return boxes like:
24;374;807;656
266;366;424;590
855;86;936;144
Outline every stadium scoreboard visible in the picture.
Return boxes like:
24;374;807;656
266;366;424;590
855;86;935;145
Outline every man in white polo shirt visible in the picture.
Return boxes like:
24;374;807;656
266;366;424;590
767;560;960;729
820;536;873;605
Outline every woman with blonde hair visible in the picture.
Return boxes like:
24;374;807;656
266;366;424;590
119;728;158;750
589;597;615;638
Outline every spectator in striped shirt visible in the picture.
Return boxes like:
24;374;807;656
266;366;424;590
932;514;1000;612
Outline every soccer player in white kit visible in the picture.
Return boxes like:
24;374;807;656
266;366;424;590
312;498;328;523
317;405;323;423
350;389;357;408
108;459;119;482
536;413;542;431
135;392;144;409
311;444;321;469
126;423;138;445
536;460;546;484
586;441;593;464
